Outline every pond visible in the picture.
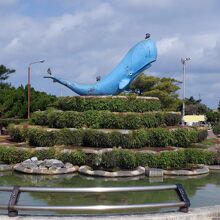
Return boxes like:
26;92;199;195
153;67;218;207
0;171;220;216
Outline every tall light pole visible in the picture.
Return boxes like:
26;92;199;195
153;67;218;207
181;57;191;125
28;60;45;119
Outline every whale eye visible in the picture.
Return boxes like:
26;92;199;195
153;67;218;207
129;73;133;76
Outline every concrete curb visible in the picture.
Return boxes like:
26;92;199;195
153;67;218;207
0;164;13;171
163;166;209;176
208;165;220;170
79;166;145;177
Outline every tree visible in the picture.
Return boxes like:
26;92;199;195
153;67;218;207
177;96;210;115
129;73;181;109
0;85;57;118
130;74;159;95
0;65;15;82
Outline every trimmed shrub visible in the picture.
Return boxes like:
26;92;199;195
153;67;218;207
136;152;158;167
55;96;161;112
31;111;47;126
0;118;28;128
132;129;149;148
8;125;27;142
157;150;186;169
172;129;193;147
197;129;208;142
0;147;30;164
207;111;220;124
57;129;83;146
31;110;181;129
213;124;220;135
58;151;86;165
83;130;111;148
9;125;208;149
184;148;215;165
28;128;58;147
147;128;173;147
118;149;136;169
101;150;121;169
31;148;56;160
101;149;136;169
164;113;182;126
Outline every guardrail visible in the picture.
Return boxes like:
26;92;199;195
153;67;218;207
0;184;190;217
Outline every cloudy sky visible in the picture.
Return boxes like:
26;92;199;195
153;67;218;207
1;0;220;108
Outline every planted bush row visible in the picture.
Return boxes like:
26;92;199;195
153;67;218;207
0;118;28;128
206;111;220;124
9;126;208;148
54;96;161;112
213;124;220;135
0;147;218;170
31;110;181;129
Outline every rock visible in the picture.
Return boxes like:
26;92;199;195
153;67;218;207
36;160;44;166
23;159;31;163
65;163;73;169
22;162;37;169
49;165;59;170
31;157;38;162
145;168;164;177
39;165;47;170
44;159;64;168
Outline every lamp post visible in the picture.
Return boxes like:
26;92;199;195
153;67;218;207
27;60;45;119
181;57;191;125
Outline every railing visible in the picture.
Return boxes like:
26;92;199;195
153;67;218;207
0;184;190;217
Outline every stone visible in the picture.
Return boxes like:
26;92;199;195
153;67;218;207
31;157;38;162
145;168;164;177
14;159;78;175
39;165;47;170
44;159;64;168
49;165;59;170
36;160;44;166
23;159;31;163
65;163;73;169
22;161;37;169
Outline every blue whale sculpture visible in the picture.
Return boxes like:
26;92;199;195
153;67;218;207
44;38;157;95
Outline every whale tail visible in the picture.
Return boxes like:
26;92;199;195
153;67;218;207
44;75;92;96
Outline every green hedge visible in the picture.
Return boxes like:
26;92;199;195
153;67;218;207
0;118;28;128
8;125;28;142
31;110;181;129
213;124;220;135
9;126;208;148
206;111;220;124
0;147;217;169
54;96;161;112
0;147;30;164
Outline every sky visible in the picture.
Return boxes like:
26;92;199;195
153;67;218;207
0;0;220;108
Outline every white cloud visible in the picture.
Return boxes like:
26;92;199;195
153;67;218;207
0;0;220;107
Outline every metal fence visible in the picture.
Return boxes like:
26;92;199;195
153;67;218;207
0;184;190;217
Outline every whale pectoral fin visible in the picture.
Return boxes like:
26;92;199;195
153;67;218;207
119;78;130;90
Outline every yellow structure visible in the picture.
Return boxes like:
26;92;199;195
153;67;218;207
183;115;206;126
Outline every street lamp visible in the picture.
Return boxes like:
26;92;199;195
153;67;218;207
181;57;191;125
27;60;45;119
